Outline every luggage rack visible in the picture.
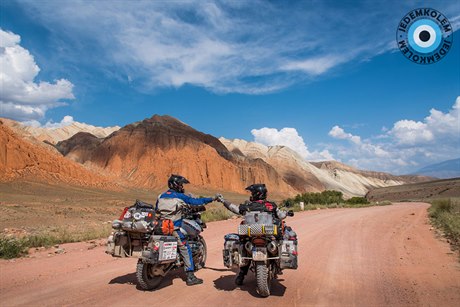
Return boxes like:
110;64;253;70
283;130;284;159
238;224;278;236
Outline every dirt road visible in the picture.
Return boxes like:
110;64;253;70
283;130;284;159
1;203;459;306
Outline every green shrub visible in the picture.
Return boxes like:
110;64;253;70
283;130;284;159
429;198;460;252
283;190;345;207
346;197;369;205
0;236;28;259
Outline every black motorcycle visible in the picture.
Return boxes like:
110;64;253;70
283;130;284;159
106;200;207;290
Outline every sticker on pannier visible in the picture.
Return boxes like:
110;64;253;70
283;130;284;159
159;241;178;261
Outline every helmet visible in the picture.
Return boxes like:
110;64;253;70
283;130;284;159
168;174;190;193
246;183;267;201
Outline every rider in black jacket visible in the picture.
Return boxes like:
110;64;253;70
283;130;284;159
217;184;294;286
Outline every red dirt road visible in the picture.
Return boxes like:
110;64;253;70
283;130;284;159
1;203;459;306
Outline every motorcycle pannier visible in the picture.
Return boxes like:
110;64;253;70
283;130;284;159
223;233;240;268
142;235;178;264
280;240;298;269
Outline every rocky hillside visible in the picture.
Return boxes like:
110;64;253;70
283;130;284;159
0;120;117;189
366;178;460;202
55;115;296;197
0;118;119;144
220;138;430;197
2;115;432;198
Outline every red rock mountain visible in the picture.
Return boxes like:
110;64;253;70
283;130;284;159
55;115;296;197
0;120;116;189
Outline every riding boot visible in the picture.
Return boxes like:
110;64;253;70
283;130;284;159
186;271;203;286
235;265;249;286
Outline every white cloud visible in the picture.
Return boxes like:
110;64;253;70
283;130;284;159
15;1;436;94
0;29;74;121
390;97;459;145
327;97;460;173
329;125;361;144
22;115;75;128
281;56;345;76
251;127;333;161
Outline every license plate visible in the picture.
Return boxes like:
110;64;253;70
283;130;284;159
252;247;267;261
159;241;178;261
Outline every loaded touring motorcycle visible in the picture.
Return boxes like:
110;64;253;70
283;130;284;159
106;200;207;290
222;209;298;297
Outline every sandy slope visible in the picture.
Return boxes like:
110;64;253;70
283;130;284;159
1;203;459;306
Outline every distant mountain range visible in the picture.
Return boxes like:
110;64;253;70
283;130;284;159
0;118;119;144
0;116;433;197
414;158;460;179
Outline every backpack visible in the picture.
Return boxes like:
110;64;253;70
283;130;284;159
152;218;175;235
239;200;277;215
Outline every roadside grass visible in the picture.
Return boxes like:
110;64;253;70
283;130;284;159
201;203;234;222
428;198;460;253
0;224;112;259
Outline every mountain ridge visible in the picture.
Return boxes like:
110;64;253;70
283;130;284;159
413;158;460;179
1;115;432;198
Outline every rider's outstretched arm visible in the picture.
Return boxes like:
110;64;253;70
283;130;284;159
221;199;241;215
174;192;214;206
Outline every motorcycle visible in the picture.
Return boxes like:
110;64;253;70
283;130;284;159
223;210;297;297
106;200;207;290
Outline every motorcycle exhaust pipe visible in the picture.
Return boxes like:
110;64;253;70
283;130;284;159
267;241;278;254
245;241;253;253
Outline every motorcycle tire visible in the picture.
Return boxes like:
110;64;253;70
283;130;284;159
136;260;164;290
255;261;271;297
194;236;207;270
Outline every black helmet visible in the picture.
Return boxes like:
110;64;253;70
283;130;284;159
246;183;267;201
168;174;190;193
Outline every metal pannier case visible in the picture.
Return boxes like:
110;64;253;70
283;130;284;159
280;240;298;269
142;235;178;264
222;233;240;268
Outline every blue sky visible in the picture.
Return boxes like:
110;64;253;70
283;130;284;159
0;0;459;174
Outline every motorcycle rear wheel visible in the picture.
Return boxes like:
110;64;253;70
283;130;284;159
136;260;164;290
255;261;271;297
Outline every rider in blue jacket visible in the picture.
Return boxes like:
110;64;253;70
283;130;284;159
156;174;217;286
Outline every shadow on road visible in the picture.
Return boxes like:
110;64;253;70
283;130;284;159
109;272;137;285
108;268;185;291
205;266;237;272
213;274;286;297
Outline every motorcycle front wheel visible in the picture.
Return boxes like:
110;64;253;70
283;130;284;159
194;235;207;270
136;260;165;290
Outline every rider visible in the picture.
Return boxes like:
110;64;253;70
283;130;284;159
217;183;294;286
156;174;217;286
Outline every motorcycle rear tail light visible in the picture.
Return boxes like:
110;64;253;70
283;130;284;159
119;207;129;220
252;238;265;246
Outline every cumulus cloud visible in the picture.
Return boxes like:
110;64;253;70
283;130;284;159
22;115;75;128
251;127;333;161
327;97;460;173
0;29;74;121
329;126;361;144
390;97;459;145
